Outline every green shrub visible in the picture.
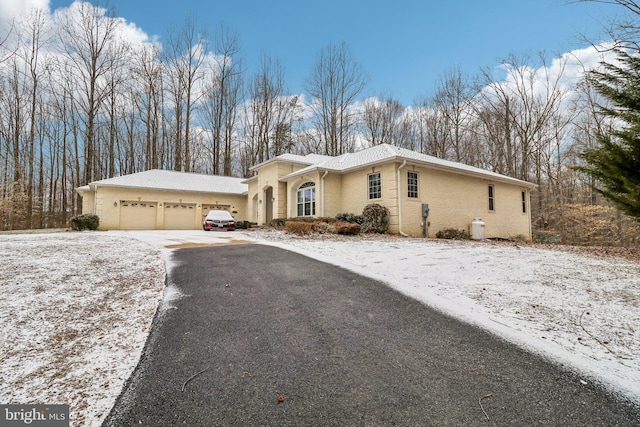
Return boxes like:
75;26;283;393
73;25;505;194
336;212;363;224
71;214;99;231
335;221;361;235
436;228;470;240
361;203;389;234
285;221;313;236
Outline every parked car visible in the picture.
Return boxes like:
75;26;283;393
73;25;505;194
203;210;235;231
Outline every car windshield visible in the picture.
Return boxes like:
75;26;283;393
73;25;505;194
205;210;233;221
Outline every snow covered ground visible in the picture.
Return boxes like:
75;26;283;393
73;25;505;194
0;232;165;426
1;229;638;427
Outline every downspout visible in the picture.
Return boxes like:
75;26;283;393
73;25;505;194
527;189;533;241
320;170;328;217
397;161;408;236
93;185;98;215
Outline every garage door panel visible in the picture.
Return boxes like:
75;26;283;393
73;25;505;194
120;201;157;230
164;203;196;229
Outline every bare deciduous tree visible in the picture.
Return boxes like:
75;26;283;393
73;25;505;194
245;54;296;165
20;7;50;228
305;41;367;155
412;96;451;159
58;0;126;183
362;95;407;146
164;17;208;172
131;43;165;170
475;53;569;182
201;25;242;175
432;66;478;164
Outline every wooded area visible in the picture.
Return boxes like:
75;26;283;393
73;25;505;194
1;1;639;245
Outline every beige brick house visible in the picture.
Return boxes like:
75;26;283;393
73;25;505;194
245;144;535;239
78;144;535;239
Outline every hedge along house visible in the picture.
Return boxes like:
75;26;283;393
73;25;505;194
245;144;536;239
76;169;248;230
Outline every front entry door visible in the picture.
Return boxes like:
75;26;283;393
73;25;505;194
265;187;273;224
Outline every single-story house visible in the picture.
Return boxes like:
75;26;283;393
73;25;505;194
78;144;536;239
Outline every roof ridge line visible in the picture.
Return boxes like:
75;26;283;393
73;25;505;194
382;144;397;156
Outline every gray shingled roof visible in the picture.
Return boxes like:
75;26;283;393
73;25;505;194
278;144;535;188
88;169;248;194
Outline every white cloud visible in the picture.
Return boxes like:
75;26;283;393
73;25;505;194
0;0;49;21
501;43;619;88
546;42;620;89
115;16;156;46
51;1;152;46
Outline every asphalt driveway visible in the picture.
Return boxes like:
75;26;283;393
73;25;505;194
104;243;639;426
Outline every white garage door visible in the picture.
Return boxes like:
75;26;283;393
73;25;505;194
119;201;157;230
164;203;197;229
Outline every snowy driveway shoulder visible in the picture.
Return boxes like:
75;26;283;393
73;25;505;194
108;229;257;251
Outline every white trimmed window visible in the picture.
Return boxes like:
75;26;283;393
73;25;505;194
368;172;381;199
297;182;316;217
407;171;418;198
522;191;527;213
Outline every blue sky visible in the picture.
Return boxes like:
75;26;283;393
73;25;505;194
47;0;618;105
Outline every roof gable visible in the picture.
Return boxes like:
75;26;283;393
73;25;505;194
89;169;248;194
250;152;334;171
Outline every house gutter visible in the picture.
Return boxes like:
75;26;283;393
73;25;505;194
397;160;408;236
320;170;328;217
